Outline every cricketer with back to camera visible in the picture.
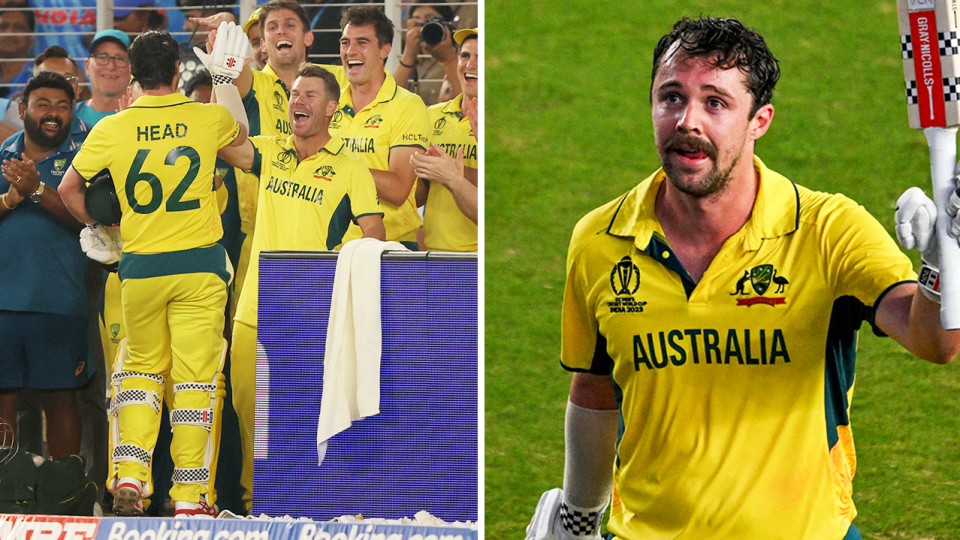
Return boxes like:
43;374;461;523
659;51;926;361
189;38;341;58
525;16;960;540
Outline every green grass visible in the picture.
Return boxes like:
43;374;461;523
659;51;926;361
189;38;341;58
486;1;960;538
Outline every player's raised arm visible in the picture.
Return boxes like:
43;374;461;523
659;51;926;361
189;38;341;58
218;139;256;172
879;187;960;363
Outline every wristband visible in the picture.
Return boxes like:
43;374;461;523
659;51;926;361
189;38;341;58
399;59;415;68
918;260;941;303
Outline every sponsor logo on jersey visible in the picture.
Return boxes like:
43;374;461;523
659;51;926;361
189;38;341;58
314;165;336;181
34;9;96;27
607;256;647;314
402;133;429;145
364;115;383;128
632;328;791;370
730;264;790;306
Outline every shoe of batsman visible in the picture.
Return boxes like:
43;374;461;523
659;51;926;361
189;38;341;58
894;181;960;302
193;21;251;83
526;488;606;540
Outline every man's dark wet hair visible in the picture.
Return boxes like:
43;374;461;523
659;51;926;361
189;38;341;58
340;5;393;48
183;68;212;99
258;0;310;33
129;30;180;90
651;17;780;118
23;70;75;103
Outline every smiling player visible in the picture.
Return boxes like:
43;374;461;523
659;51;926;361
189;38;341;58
525;17;960;540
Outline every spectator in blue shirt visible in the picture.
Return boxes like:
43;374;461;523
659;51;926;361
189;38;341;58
0;71;91;459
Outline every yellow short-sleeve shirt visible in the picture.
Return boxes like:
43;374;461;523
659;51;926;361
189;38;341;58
423;94;478;252
71;93;240;254
562;157;915;539
234;134;382;327
328;69;430;242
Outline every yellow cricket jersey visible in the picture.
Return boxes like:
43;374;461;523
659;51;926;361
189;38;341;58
423;94;478;252
561;157;915;540
72;93;240;254
234;134;382;328
237;64;348;236
328;69;430;242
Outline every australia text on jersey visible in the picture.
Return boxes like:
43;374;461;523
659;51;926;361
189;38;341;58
632;328;790;370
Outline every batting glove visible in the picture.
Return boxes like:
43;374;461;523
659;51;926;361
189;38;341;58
525;488;605;540
895;186;960;301
194;21;250;84
80;223;122;265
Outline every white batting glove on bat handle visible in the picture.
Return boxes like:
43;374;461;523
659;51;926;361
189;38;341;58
525;488;605;540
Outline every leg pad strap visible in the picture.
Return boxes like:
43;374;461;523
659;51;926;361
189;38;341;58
113;444;152;468
111;389;162;414
170;408;215;430
172;467;211;484
113;370;165;386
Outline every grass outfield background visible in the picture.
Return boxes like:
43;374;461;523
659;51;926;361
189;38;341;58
486;1;960;539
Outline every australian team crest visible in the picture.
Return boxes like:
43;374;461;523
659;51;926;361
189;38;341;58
54;159;66;170
732;263;790;306
314;165;336;181
364;115;383;128
607;256;646;314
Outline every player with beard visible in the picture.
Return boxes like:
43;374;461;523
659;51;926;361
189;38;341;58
525;17;960;540
0;71;91;461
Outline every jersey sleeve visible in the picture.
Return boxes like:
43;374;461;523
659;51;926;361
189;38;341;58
70;121;111;181
560;218;611;374
246;135;271;177
390;95;430;151
347;162;383;220
822;196;916;310
214;103;242;149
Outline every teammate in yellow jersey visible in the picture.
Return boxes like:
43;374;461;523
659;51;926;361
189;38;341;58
218;63;385;509
59;28;250;518
329;6;431;247
525;17;960;540
414;27;478;252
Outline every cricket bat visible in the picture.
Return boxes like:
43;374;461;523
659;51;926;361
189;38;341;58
898;0;960;329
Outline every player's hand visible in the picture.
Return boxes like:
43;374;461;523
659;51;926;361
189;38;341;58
80;223;122;265
2;156;40;196
194;21;250;81
525;488;603;540
188;11;234;32
411;144;463;187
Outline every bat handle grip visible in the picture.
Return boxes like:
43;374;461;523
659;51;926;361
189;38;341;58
923;127;960;329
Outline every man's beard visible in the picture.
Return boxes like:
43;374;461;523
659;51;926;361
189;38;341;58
660;134;739;199
24;114;70;150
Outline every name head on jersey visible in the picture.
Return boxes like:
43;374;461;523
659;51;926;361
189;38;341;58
129;30;180;90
